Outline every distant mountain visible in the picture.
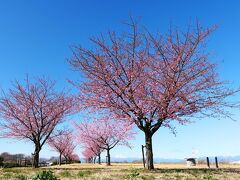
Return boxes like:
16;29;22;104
111;157;184;163
39;155;240;163
198;155;240;163
110;155;240;163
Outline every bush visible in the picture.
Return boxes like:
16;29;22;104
32;170;58;180
51;161;58;166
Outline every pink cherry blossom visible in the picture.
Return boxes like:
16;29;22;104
69;20;238;169
0;77;74;168
75;118;134;165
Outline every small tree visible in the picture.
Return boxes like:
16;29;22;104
0;78;73;168
80;139;102;164
82;148;96;163
69;19;239;169
48;130;72;165
62;138;77;163
75;118;134;165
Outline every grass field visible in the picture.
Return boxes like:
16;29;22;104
1;162;240;179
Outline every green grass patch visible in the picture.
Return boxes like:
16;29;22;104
125;169;140;179
140;174;156;180
59;170;72;177
16;175;28;180
203;175;218;180
2;168;22;174
77;170;93;177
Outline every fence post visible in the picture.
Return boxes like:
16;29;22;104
206;157;210;168
142;145;146;168
215;157;219;168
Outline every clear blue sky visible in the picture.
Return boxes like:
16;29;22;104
0;0;240;160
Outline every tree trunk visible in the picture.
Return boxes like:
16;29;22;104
93;157;96;164
33;145;40;168
145;132;154;170
98;153;101;164
106;148;111;166
59;153;62;166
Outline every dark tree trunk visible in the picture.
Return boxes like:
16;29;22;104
98;153;101;164
145;132;154;170
106;148;111;166
33;145;41;168
59;153;62;166
64;156;68;164
93;157;96;164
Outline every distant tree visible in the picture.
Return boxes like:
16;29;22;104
0;78;73;168
75;118;134;165
68;153;80;163
69;19;239;169
63;143;77;163
48;130;72;165
86;140;102;164
82;148;96;163
80;139;103;164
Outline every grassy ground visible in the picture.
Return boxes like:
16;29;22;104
1;163;240;179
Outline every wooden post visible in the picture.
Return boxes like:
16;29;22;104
206;157;210;168
215;157;219;168
142;145;146;168
31;153;34;168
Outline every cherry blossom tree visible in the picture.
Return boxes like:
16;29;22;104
68;153;80;162
48;130;73;165
62;137;77;163
80;138;102;164
75;118;134;165
0;78;73;168
69;19;239;169
82;148;96;163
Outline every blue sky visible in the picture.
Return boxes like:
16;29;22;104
0;0;240;160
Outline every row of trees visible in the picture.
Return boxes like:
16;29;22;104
0;152;32;167
48;130;79;165
0;18;238;170
75;118;134;165
0;78;133;168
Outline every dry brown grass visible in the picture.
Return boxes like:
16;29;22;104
48;162;240;169
1;162;240;179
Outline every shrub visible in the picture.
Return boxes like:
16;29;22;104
32;170;58;180
51;161;58;166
